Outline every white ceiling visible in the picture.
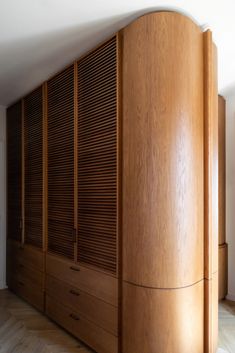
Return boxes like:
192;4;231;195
0;0;235;106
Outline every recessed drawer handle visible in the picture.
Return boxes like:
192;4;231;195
18;281;24;286
70;266;80;272
70;289;80;296
19;264;24;268
70;313;80;321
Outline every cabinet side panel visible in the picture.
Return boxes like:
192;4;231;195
7;102;22;242
218;95;226;246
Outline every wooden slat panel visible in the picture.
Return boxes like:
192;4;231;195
77;36;118;274
24;87;43;248
47;65;75;259
7;101;22;242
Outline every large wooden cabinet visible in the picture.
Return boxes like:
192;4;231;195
6;11;218;353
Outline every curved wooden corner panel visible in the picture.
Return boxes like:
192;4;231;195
122;11;204;289
122;281;204;353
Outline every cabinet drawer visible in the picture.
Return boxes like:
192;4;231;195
46;295;118;353
7;240;44;272
11;264;44;289
46;254;118;306
46;275;118;335
8;273;44;312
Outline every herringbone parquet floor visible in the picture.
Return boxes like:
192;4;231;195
0;289;93;353
0;289;233;353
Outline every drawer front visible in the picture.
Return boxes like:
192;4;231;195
46;295;118;353
10;263;43;289
7;240;44;272
46;275;118;335
8;273;44;312
46;254;118;306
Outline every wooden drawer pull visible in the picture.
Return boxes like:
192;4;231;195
70;313;80;321
69;289;80;296
70;266;80;272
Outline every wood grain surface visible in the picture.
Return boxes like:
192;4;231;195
218;95;226;246
122;280;204;353
219;244;228;300
122;11;204;289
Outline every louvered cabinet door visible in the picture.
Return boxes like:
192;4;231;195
77;36;118;275
24;87;43;248
47;65;75;259
7;102;22;242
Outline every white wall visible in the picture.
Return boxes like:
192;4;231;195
225;90;235;300
0;105;6;289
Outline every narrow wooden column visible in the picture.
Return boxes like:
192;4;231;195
218;95;228;301
203;30;218;353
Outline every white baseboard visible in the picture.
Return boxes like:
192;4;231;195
217;348;229;353
226;293;235;301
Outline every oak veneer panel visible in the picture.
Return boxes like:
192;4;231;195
46;254;118;306
46;275;118;335
219;243;228;300
77;36;118;275
122;12;204;288
123;280;204;353
204;32;219;280
7;101;22;242
46;295;118;353
47;65;75;259
24;87;43;248
218;96;226;246
204;32;218;353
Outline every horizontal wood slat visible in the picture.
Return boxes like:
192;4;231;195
7;102;22;242
47;65;75;259
77;36;118;274
24;87;43;248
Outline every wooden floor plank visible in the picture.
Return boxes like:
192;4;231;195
218;300;235;353
0;289;233;353
0;290;93;353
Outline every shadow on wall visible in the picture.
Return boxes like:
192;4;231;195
224;86;235;301
0;6;200;106
0;106;6;289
